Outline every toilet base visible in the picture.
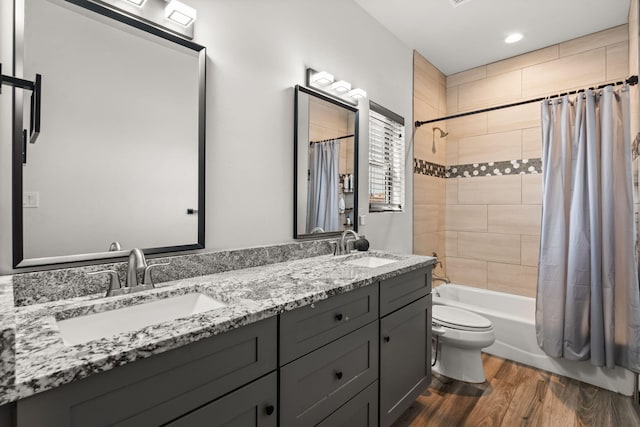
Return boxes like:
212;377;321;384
432;342;487;383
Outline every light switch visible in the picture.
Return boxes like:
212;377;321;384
23;192;39;208
358;215;366;225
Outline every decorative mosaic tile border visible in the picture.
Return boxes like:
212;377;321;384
445;158;542;178
413;158;446;178
414;157;543;179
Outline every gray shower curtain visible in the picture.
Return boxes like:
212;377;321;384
536;85;640;372
306;140;340;234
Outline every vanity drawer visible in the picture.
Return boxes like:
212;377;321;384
380;268;431;316
316;381;378;427
280;321;379;426
280;284;378;364
167;372;277;427
17;317;277;427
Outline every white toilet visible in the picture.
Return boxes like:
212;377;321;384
431;305;496;383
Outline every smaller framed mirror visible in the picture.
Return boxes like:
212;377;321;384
294;85;359;239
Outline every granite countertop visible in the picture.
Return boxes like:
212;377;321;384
0;250;434;405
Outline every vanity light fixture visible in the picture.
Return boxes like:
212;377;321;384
331;80;351;93
165;0;197;27
347;88;367;100
306;68;367;105
310;71;334;86
124;0;147;7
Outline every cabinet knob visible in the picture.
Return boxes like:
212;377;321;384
265;405;275;416
335;371;343;380
335;313;343;321
383;336;390;343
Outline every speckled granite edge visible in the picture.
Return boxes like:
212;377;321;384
0;276;15;396
13;240;335;306
1;251;434;405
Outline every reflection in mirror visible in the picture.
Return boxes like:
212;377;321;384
294;85;358;239
13;0;205;267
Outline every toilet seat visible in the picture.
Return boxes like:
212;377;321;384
433;305;492;332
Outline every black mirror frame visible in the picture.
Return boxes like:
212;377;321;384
12;0;206;268
293;85;359;240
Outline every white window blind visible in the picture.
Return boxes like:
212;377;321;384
368;101;405;212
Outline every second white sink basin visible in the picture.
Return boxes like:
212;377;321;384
57;293;227;346
344;256;397;268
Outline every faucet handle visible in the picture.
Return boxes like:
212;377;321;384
88;270;121;296
143;263;169;286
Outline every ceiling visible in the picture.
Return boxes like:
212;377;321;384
354;0;631;76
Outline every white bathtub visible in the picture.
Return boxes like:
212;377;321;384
433;284;636;396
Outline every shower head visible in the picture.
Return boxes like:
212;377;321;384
433;127;448;138
431;127;448;154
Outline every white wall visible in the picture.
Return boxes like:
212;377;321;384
0;0;414;272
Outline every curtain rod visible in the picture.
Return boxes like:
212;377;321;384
310;134;354;145
415;75;639;128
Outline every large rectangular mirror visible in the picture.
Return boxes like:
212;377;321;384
12;0;206;267
294;85;358;239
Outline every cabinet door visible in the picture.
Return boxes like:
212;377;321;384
379;295;431;427
167;372;277;427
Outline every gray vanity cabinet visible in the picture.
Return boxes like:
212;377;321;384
12;264;433;427
16;317;277;427
379;269;432;427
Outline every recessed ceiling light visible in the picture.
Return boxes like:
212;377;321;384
505;33;523;44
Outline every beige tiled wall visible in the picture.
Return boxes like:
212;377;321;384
444;25;630;297
413;52;447;277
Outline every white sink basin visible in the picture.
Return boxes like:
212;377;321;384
344;256;397;268
56;293;227;346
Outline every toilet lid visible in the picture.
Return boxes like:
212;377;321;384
432;305;492;331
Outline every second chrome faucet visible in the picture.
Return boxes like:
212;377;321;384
89;248;168;297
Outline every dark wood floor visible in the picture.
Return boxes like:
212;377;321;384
392;354;640;427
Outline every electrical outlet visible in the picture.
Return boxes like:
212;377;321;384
23;192;39;208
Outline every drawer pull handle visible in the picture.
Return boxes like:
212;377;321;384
265;405;275;415
384;336;390;343
335;313;343;321
335;371;343;380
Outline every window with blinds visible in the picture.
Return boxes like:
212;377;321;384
368;101;405;212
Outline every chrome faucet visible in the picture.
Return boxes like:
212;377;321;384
88;248;168;297
335;230;359;255
126;248;148;287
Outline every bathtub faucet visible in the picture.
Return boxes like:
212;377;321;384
433;274;450;285
430;252;450;285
